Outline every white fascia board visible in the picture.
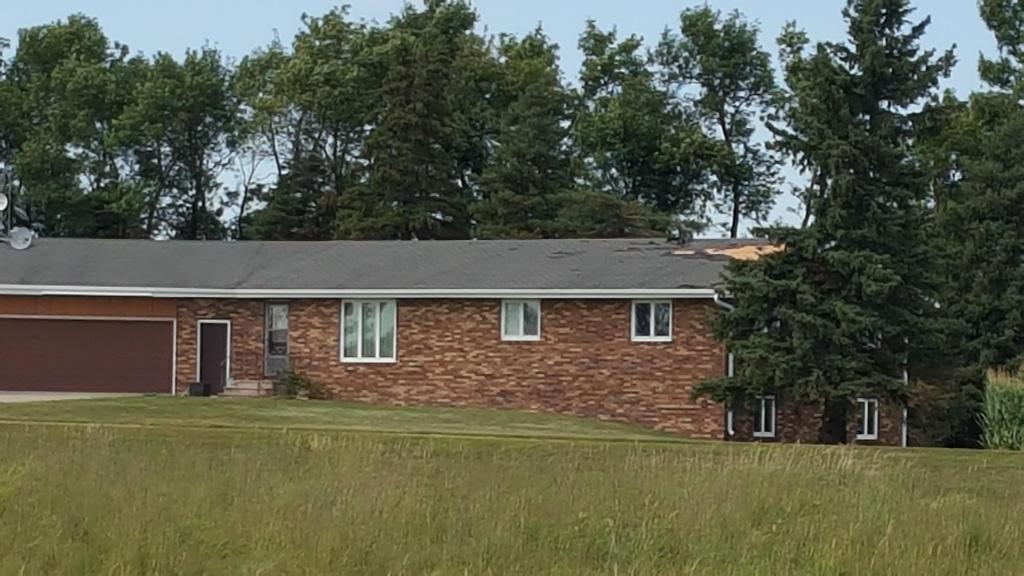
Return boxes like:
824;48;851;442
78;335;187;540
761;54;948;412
0;284;718;300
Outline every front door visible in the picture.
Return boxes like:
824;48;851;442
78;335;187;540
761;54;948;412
199;321;230;394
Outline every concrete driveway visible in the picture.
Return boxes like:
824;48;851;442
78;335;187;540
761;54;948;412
0;392;141;403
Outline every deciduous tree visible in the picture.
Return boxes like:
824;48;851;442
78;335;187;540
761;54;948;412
5;15;148;237
656;7;780;238
119;48;236;239
574;22;707;230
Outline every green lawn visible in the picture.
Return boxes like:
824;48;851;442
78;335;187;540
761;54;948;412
0;396;675;441
0;398;1022;575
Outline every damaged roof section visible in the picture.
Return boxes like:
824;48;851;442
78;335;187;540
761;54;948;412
0;237;773;294
671;239;781;261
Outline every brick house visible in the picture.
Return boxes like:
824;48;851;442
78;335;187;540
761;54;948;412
0;237;901;445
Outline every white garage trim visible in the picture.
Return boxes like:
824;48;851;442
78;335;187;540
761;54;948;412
0;314;174;323
0;314;177;394
171;319;177;395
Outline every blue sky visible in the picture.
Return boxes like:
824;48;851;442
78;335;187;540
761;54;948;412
2;1;999;229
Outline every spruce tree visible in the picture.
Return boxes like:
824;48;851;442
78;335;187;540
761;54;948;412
346;0;482;240
473;30;573;238
929;0;1024;370
699;0;953;443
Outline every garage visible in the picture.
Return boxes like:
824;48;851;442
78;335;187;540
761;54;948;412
0;318;174;393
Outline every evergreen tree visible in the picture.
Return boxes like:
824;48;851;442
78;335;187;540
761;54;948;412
698;0;954;443
929;0;1024;370
547;189;669;238
342;0;484;240
247;154;337;240
473;29;573;238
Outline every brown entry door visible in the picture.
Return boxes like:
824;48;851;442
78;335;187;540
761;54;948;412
199;322;229;394
0;318;174;393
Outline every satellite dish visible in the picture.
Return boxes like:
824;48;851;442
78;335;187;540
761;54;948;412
0;193;8;212
8;227;33;250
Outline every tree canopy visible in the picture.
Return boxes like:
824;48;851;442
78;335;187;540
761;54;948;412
0;1;781;240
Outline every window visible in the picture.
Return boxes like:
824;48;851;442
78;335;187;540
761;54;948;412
341;300;396;362
856;398;879;440
632;301;672;341
754;396;776;438
265;303;289;376
502;300;541;341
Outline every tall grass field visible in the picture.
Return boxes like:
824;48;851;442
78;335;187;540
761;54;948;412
0;399;1022;575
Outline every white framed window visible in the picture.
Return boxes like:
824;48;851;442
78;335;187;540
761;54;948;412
341;300;396;363
754;396;776;438
501;300;541;341
265;303;289;376
631;300;672;342
856;398;879;440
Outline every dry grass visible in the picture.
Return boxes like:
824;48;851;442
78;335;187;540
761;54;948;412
0;400;1021;574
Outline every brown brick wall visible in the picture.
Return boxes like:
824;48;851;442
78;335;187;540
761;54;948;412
175;299;265;386
731;397;902;446
731;399;823;444
174;298;729;438
170;296;903;445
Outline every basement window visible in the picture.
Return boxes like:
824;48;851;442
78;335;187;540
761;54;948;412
856;398;879;441
754;396;776;438
265;303;289;376
341;300;396;363
632;301;672;342
502;300;541;341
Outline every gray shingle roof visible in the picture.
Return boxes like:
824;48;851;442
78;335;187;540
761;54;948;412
0;238;760;292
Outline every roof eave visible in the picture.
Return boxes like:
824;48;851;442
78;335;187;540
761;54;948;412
0;285;718;300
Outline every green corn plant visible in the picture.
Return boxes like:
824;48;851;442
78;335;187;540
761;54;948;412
983;370;1024;450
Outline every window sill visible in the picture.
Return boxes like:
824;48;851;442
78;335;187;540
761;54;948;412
340;357;397;365
753;432;775;439
855;434;878;441
501;336;542;342
631;337;673;343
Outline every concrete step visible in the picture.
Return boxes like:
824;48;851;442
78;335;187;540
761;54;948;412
220;380;275;397
220;387;273;398
231;380;274;391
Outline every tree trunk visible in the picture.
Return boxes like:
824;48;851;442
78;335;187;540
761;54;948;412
236;184;250;240
819;397;848;444
802;169;825;229
730;186;742;238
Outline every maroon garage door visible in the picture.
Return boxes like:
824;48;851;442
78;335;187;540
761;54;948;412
0;318;174;393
